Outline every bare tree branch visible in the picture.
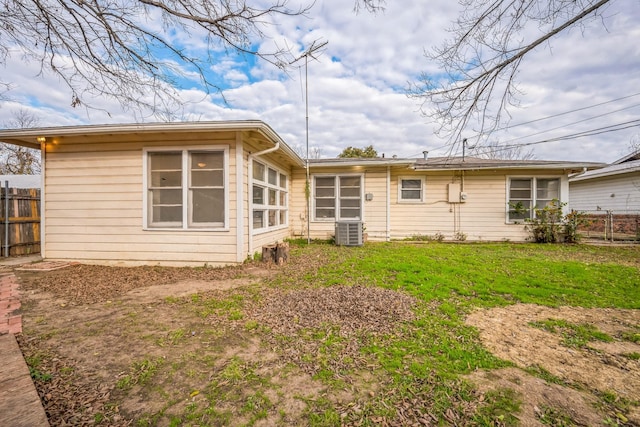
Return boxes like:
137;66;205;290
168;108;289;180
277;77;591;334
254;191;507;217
410;0;614;151
1;109;42;174
0;0;311;116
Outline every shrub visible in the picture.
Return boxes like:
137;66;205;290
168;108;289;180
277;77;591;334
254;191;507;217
513;199;588;243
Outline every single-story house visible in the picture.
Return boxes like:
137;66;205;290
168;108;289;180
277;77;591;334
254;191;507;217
0;121;603;266
569;150;640;237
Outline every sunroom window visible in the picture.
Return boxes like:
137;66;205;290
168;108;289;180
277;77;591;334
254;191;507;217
252;161;288;232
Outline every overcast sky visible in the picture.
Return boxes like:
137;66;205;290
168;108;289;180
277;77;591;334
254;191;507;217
1;0;639;163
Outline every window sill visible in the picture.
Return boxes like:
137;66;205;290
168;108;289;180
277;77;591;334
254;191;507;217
144;227;230;232
252;224;289;235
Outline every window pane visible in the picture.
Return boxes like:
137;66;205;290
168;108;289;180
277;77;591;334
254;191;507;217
402;190;421;200
316;208;335;219
253;211;264;229
268;210;277;226
341;187;360;197
280;174;287;188
268;168;278;185
253;185;264;204
402;179;421;189
191;170;223;187
341;199;360;208
316;187;335;197
340;208;360;219
150;152;181;169
153;206;182;223
269;189;277;206
509;179;531;199
192;189;224;223
508;200;531;221
279;210;286;225
192;152;223;169
253;161;265;181
537;179;559;200
152;189;182;205
340;176;361;187
316;177;335;187
279;192;286;206
151;171;181;187
316;199;335;208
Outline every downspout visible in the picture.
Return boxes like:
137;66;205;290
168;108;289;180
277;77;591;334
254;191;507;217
386;166;391;241
40;139;46;259
247;140;280;257
235;133;244;263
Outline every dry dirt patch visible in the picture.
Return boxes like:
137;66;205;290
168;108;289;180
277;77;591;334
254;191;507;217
466;304;640;425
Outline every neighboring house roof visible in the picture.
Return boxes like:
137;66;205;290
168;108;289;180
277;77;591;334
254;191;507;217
569;159;640;182
611;149;640;165
0;175;41;189
0;120;305;167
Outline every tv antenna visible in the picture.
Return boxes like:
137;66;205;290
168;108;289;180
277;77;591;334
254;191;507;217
290;39;328;243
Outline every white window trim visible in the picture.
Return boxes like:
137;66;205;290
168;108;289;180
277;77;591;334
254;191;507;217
397;176;425;203
250;159;289;235
505;175;562;224
312;173;365;222
142;146;230;231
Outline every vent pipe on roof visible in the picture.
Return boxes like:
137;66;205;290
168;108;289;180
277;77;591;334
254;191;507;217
423;151;429;160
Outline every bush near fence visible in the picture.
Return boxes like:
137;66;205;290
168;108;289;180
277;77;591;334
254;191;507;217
0;187;41;256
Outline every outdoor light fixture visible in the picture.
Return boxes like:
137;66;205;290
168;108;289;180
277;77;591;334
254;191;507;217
36;136;46;143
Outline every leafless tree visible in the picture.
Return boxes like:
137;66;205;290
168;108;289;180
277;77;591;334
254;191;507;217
410;0;614;151
0;0;312;117
292;144;322;159
628;133;640;155
1;109;42;174
472;139;536;160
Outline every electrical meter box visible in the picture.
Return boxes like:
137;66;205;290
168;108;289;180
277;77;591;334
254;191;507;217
448;183;461;203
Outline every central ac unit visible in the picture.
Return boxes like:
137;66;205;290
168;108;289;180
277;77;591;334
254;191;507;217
335;221;363;246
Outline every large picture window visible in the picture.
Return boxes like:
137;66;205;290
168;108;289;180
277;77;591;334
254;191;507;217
508;177;560;222
252;160;288;232
313;175;362;221
146;148;227;229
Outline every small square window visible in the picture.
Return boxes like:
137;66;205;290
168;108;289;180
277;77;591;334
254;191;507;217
399;178;424;202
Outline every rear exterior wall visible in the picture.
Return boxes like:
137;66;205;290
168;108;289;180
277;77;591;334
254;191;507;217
289;166;567;242
43;131;242;266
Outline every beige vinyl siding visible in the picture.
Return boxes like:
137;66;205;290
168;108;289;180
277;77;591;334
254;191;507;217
361;169;388;241
289;167;309;238
44;133;240;266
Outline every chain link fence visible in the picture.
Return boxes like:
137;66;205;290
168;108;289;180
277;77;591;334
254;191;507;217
577;211;640;242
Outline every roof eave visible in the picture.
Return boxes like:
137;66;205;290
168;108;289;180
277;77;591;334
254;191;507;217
0;120;305;166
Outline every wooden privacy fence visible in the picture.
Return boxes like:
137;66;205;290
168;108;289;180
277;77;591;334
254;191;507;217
1;183;41;257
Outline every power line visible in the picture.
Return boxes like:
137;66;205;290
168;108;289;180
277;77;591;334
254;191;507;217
475;119;640;155
492;91;640;133
497;102;640;145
